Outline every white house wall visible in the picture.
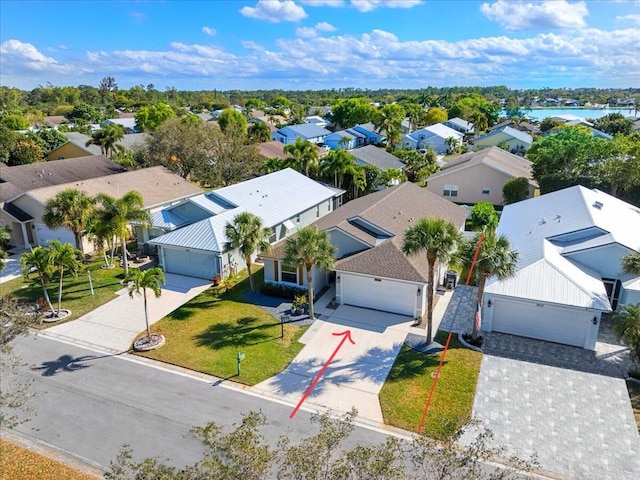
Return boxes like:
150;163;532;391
562;244;630;279
620;286;640;306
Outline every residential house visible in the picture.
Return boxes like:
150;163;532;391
261;182;468;318
483;186;640;350
105;117;139;133
444;117;475;136
47;132;148;160
425;146;537;206
324;130;360;150
349;145;405;178
272;124;332;145
0;156;125;249
304;115;331;128
400;123;464;154
473;126;533;154
149;168;341;280
257;141;289;161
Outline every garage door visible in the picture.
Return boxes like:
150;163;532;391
163;248;218;280
491;298;589;347
342;274;415;316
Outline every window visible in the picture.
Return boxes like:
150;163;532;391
443;184;458;197
316;205;320;218
296;215;300;223
281;264;297;284
268;228;276;243
482;187;491;195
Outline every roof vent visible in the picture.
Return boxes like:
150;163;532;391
553;214;561;221
593;201;603;209
538;218;546;225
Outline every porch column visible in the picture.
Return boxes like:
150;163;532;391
20;222;30;249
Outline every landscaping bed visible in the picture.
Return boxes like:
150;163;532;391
379;331;482;440
136;268;308;385
628;379;640;432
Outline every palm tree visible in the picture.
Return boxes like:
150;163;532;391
445;136;459;154
48;240;82;316
88;207;119;268
248;121;271;143
622;252;640;276
20;246;56;314
284;227;335;321
402;218;462;342
374;104;405;151
284;137;318;177
455;229;518;339
125;267;165;340
95;191;150;276
613;304;640;367
0;226;11;271
42;188;94;252
224;212;271;293
261;157;287;174
318;148;356;188
85;123;125;158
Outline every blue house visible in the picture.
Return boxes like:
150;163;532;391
272;124;331;145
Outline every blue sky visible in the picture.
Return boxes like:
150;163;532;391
1;0;639;91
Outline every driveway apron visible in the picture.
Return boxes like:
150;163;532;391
40;274;211;353
255;305;415;423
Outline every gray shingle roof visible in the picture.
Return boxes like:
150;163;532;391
350;145;404;171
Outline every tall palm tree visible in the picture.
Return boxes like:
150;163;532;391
284;227;335;321
42;188;94;252
95;191;150;276
85;123;125;158
622;252;640;276
224;212;271;293
48;240;82;316
455;229;518;339
125;267;165;340
402;218;462;342
445;136;459;154
20;246;56;314
261;157;287;174
284;137;318;177
88;207;119;268
374;104;404;151
318;148;356;188
248;121;271;143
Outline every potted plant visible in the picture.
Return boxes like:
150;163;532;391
292;294;307;315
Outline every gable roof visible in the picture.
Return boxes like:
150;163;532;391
475;126;533;145
276;124;331;139
265;182;468;282
350;145;405;171
0;156;124;202
257;141;288;160
426;146;537;185
445;117;474;131
24;166;202;209
412;123;464;141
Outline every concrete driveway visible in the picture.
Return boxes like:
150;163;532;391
255;305;417;423
1;253;24;284
40;274;211;353
467;331;640;480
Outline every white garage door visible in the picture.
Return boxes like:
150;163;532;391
163;249;218;280
491;298;590;347
342;274;415;316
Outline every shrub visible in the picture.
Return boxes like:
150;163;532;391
260;281;306;300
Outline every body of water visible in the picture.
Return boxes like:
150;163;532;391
500;107;638;121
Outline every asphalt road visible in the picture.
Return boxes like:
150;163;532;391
7;334;398;471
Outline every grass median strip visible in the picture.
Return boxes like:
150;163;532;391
379;331;482;439
136;268;308;385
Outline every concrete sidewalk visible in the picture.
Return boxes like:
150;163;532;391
40;274;211;353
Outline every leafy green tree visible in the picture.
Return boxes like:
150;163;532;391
469;110;488;133
592;113;633;136
396;148;439;184
329;98;378;129
85;123;125;158
27;128;67;153
261;157;287;174
125;267;165;341
468;202;499;231
284;227;335;321
424;107;447;126
95;191;150;276
284;137;319;177
539;117;564;133
288;103;307;125
0;125;20;163
269;95;293;113
318;148;356;188
43;188;95;253
502;177;531;204
375;103;405;151
7;140;44;166
68;102;102;124
597;132;640;203
135;102;176;131
613;304;640;367
248;121;271;143
218;108;247;134
1;113;30;130
402;218;462;342
88;206;119;269
20;246;56;314
454;230;518;339
224;212;271;293
447;94;500;127
380;168;407;187
402;102;425;131
244;97;265;113
48;240;83;316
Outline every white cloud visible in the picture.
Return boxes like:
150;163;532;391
350;0;422;12
0;39;60;67
202;26;217;36
240;0;307;23
300;0;344;6
616;14;640;25
480;1;588;30
296;21;337;37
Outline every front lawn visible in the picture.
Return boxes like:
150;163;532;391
628;380;640;432
379;331;482;440
137;267;308;386
0;258;126;327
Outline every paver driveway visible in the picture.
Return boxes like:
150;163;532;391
469;332;640;480
255;305;416;422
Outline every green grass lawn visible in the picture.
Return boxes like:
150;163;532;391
136;267;308;386
0;258;126;327
379;331;482;440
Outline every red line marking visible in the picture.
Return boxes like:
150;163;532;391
465;232;485;286
418;330;453;433
289;330;355;419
